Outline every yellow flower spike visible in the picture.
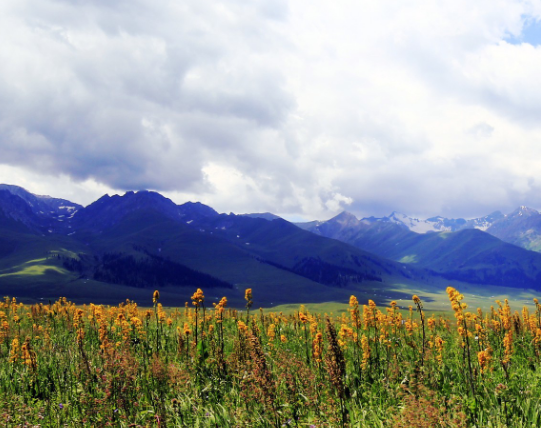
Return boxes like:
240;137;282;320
191;288;205;307
503;330;513;364
434;336;445;364
312;332;323;364
237;320;248;333
361;335;370;370
9;337;20;364
267;324;276;343
183;322;192;336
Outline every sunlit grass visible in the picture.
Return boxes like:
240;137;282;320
49;248;81;259
0;264;67;277
1;287;541;427
390;282;539;313
268;301;350;314
21;258;48;265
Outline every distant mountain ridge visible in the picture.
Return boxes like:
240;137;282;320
240;212;282;221
297;207;541;253
356;210;505;234
296;209;541;288
2;183;541;305
0;184;420;306
0;184;82;219
486;206;541;252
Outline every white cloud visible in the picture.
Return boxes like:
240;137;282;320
1;0;541;220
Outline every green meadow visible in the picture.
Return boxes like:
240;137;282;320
0;287;540;427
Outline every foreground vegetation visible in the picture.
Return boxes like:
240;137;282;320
1;287;541;427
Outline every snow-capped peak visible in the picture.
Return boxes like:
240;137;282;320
507;206;538;219
387;212;450;233
360;211;506;234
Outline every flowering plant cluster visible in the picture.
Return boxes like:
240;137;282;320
0;288;538;426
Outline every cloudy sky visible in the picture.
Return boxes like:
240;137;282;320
1;0;541;221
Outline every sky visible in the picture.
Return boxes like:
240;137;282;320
2;0;541;222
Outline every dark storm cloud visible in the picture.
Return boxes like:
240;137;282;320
0;0;294;193
2;0;541;220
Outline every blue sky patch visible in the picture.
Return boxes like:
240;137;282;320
505;18;541;46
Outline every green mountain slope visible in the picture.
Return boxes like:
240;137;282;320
0;190;427;306
302;213;541;289
74;208;419;306
4;186;541;307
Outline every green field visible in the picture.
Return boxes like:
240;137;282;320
1;288;540;427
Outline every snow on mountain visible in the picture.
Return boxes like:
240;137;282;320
362;212;460;233
505;206;538;219
484;206;541;248
359;211;505;234
466;211;505;231
0;184;83;218
387;212;451;233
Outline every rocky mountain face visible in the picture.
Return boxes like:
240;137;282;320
0;184;82;219
301;211;363;240
0;185;83;235
0;189;42;231
485;206;541;252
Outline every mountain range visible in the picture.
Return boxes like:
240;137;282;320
1;184;541;306
296;206;541;253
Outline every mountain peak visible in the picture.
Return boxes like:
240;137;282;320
0;183;82;221
71;190;182;232
178;201;219;219
0;184;30;194
508;206;539;218
387;211;412;222
332;211;359;225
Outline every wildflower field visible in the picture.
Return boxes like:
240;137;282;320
1;287;541;427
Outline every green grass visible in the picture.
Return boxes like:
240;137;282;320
2;214;541;316
1;290;541;427
388;280;540;313
265;301;351;315
0;264;68;277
